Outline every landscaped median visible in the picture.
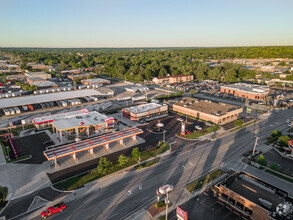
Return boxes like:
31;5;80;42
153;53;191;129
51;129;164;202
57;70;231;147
186;169;224;194
179;124;219;139
53;142;170;191
0;186;8;212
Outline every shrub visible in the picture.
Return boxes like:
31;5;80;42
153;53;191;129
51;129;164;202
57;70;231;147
278;135;290;146
270;163;279;171
258;154;267;166
155;201;165;209
234;119;244;127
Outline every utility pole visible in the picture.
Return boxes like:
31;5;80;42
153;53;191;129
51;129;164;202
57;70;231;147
252;136;259;156
163;130;166;143
165;192;169;220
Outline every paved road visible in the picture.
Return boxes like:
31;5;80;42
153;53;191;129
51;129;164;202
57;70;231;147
23;108;291;220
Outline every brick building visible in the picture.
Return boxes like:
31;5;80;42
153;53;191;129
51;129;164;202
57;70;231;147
220;83;269;101
122;103;168;121
168;97;243;124
152;74;194;84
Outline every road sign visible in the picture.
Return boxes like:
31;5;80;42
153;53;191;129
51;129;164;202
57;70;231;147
176;206;188;220
181;122;186;136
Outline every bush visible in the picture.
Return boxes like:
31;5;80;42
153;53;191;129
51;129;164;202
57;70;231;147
258;154;267;166
270;163;279;171
97;157;113;175
234;119;244;127
271;130;282;137
278;135;290;147
155;201;165;209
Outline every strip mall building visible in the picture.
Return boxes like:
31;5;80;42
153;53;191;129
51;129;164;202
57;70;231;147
220;83;269;101
122;103;168;121
168;97;243;124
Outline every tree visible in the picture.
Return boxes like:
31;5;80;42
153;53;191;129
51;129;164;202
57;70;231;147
131;147;141;161
278;135;290;146
270;163;279;171
258;154;267;166
271;130;281;137
97;157;113;175
234;119;244;127
117;155;129;167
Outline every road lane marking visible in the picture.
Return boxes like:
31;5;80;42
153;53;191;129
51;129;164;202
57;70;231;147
170;142;176;145
141;195;150;201
189;162;193;166
244;164;247;169
128;190;131;195
138;185;142;190
183;165;186;169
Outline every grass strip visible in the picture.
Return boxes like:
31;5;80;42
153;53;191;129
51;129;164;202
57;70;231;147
136;158;160;170
0;186;8;211
54;142;169;190
265;169;293;183
186;169;223;193
181;124;219;139
230;119;259;132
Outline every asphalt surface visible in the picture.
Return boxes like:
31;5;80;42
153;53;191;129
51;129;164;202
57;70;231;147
2;108;292;220
39;109;292;220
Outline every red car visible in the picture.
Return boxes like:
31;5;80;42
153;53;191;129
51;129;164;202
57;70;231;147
41;202;66;218
185;130;191;134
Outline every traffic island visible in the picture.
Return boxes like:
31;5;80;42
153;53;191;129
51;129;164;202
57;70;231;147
147;201;172;218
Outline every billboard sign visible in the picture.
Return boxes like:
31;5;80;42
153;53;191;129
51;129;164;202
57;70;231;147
176;206;188;220
181;122;185;135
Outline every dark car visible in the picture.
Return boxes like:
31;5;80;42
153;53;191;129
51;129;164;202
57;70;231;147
43;140;54;146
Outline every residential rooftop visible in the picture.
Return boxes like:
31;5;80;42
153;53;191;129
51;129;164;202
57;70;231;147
25;72;51;76
171;97;241;116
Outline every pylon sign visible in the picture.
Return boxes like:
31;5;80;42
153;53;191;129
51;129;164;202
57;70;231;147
181;122;186;136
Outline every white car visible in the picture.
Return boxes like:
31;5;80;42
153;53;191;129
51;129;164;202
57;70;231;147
159;184;173;195
177;118;184;122
286;119;290;123
195;125;202;130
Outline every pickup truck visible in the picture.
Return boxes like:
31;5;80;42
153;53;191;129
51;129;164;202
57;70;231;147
41;202;66;218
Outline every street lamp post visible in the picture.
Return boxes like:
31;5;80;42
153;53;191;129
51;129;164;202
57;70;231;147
163;130;166;143
165;192;169;220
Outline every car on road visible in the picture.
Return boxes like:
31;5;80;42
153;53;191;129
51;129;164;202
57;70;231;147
41;202;66;218
195;125;202;130
159;184;173;195
185;130;192;134
286;119;290;123
177;118;184;122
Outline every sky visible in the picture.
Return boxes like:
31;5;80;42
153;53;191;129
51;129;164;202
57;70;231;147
0;0;293;48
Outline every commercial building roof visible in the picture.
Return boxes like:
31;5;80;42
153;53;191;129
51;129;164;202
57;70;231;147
52;111;112;131
221;83;269;95
219;172;284;211
30;81;57;88
0;89;102;109
25;72;50;76
27;77;45;81
123;103;165;114
155;74;192;80
32;109;89;124
172;97;241;116
81;78;110;84
44;127;143;160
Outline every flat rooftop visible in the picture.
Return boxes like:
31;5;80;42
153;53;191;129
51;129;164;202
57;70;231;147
81;78;110;84
44;127;143;160
123;103;165;114
30;81;57;87
221;83;269;95
32;109;89;124
223;173;283;210
52;111;112;131
172;97;241;116
0;89;102;109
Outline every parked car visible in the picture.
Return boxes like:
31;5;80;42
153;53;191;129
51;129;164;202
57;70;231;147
159;184;173;195
41;202;66;218
185;130;192;134
195;125;202;130
177;118;184;122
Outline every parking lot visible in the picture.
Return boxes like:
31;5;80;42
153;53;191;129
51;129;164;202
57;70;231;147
144;111;207;137
12;131;52;164
169;192;243;220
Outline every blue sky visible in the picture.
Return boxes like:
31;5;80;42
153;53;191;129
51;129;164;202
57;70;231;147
0;0;293;47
